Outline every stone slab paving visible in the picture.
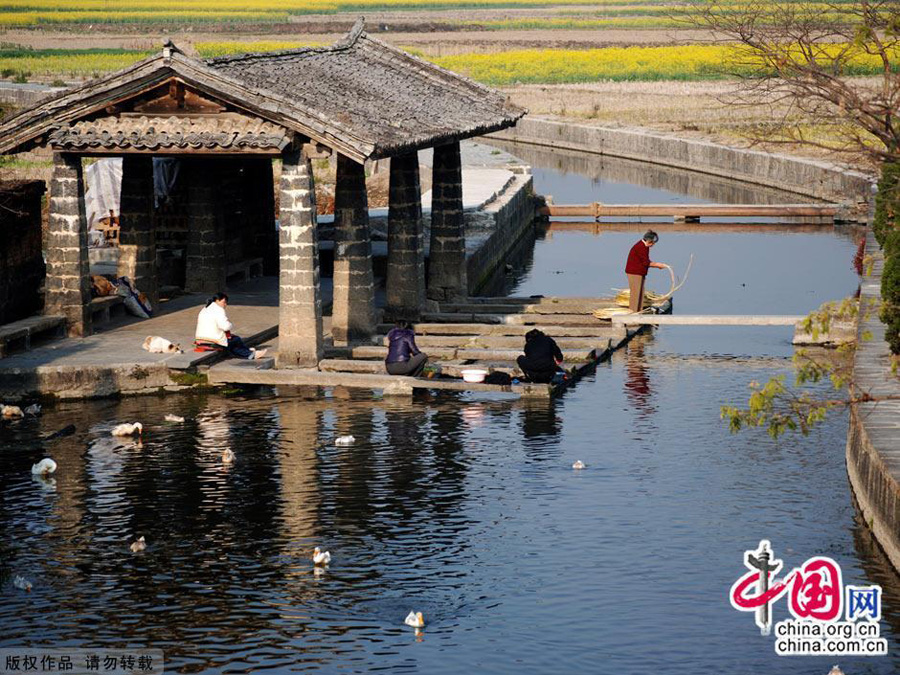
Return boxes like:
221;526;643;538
854;229;900;476
421;168;515;211
0;276;297;372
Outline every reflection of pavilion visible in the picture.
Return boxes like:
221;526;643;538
0;20;523;366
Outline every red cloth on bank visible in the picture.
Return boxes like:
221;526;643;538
625;240;652;276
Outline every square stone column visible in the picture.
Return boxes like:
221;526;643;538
427;141;467;302
46;153;92;337
277;148;323;367
185;159;226;294
332;153;376;345
117;155;158;306
386;152;425;320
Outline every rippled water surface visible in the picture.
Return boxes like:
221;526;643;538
2;146;898;674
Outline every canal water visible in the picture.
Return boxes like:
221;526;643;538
2;145;898;674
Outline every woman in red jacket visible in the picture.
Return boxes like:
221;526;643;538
625;230;668;313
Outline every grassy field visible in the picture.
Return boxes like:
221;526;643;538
0;42;893;83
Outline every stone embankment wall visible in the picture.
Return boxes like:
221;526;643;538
846;230;900;574
488;117;873;208
0;180;45;324
466;170;535;294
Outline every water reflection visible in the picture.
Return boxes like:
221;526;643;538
3;143;899;674
624;338;656;420
485;139;820;206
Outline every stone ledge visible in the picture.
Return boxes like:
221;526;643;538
847;229;900;575
488;117;873;207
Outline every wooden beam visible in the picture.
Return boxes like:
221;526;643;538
546;221;838;234
540;203;840;220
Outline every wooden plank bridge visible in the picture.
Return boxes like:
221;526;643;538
539;202;844;223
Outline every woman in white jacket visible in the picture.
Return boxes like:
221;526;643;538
195;293;267;360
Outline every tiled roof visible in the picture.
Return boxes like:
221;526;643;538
48;113;291;152
0;20;524;161
205;23;523;158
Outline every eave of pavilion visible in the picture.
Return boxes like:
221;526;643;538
0;46;376;163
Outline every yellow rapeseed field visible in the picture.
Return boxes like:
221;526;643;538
0;0;865;26
0;50;154;77
0;43;893;82
0;0;634;24
432;44;898;84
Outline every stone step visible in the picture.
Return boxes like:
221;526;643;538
464;296;620;305
376;322;625;338
421;312;614;326
320;358;524;378
208;363;551;397
330;345;601;362
374;333;617;349
440;300;618;315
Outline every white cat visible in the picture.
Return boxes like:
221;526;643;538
142;336;183;354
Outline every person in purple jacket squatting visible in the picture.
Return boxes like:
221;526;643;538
384;320;428;377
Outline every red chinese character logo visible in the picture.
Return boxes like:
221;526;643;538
788;558;842;621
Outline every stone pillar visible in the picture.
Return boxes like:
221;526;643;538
277;148;323;368
117;155;158;306
332;154;375;345
185;159;226;294
386;152;425;320
45;153;92;337
427;141;467;302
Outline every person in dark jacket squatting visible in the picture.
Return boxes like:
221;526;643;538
517;329;564;383
625;230;668;313
385;320;428;377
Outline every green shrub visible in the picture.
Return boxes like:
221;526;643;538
11;70;29;83
884;247;900;302
883;230;900;259
883;306;900;354
882;253;900;355
874;162;900;247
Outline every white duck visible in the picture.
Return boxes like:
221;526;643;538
222;449;235;464
572;460;586;470
112;422;143;437
335;435;355;446
24;404;41;416
31;458;57;476
404;611;425;628
130;536;146;553
312;547;331;566
2;404;24;419
164;414;185;423
13;575;32;592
